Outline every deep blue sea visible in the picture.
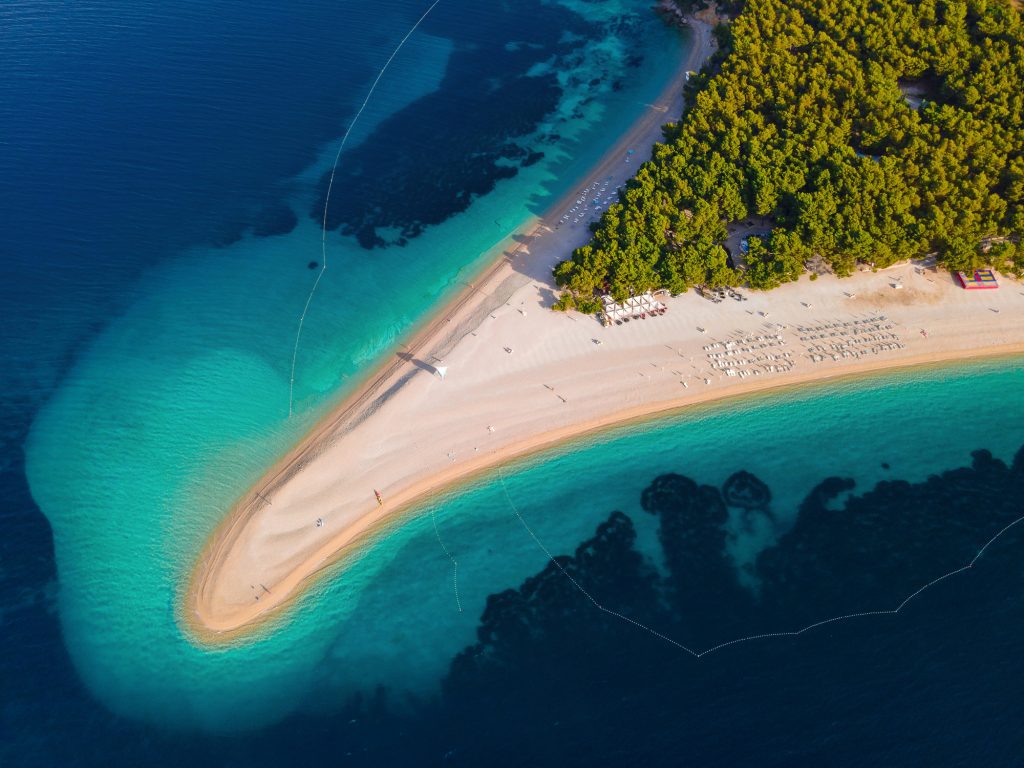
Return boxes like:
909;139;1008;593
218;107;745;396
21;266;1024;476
3;1;1024;766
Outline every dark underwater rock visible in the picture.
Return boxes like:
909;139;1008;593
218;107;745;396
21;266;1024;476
253;202;298;237
721;470;772;511
310;4;589;250
521;151;544;168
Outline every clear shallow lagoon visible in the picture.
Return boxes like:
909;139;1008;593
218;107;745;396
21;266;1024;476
324;357;1024;690
11;0;686;734
5;0;1024;764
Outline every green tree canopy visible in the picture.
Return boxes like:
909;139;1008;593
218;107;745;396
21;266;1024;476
554;0;1023;309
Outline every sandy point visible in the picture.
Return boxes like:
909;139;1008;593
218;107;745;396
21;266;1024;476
183;19;1024;641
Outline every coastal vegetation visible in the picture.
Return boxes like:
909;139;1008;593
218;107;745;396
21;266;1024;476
554;0;1024;307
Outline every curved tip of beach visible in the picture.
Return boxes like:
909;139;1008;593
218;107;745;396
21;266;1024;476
183;23;1024;642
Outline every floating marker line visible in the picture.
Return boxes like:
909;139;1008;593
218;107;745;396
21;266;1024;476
497;470;1024;659
288;0;443;417
498;470;695;656
431;507;463;613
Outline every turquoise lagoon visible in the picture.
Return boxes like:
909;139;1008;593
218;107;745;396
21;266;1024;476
21;0;1024;738
338;357;1024;686
24;0;690;732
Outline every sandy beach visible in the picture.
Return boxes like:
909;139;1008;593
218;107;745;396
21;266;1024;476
185;20;1024;641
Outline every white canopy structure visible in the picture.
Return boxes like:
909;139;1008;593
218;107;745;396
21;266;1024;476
600;291;666;325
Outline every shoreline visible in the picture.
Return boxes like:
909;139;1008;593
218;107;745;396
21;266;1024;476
184;18;713;643
184;14;1024;643
189;344;1024;644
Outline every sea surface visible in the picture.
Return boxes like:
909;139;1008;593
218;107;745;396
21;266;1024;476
3;1;1024;765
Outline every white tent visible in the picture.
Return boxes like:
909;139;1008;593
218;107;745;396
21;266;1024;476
600;291;665;325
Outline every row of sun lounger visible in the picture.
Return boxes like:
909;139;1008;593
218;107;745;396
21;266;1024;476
723;363;794;378
711;353;794;368
808;342;905;362
799;324;893;342
708;348;794;360
795;316;888;333
806;333;900;352
703;334;785;352
560;177;618;225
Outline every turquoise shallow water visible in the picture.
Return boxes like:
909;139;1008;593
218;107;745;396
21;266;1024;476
320;356;1024;697
7;0;1024;760
23;0;688;732
29;342;1024;732
15;0;1024;741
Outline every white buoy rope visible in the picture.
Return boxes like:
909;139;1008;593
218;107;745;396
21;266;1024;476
430;506;463;613
289;0;443;417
